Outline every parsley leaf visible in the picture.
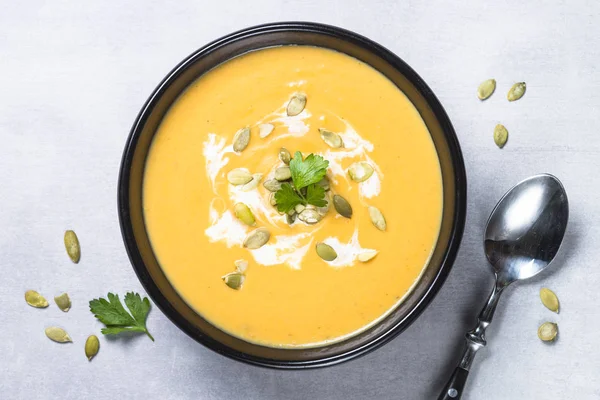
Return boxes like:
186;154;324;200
274;183;304;213
274;152;330;215
89;292;154;341
305;184;327;207
289;151;329;190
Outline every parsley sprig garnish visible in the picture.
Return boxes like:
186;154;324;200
89;292;154;341
274;151;329;213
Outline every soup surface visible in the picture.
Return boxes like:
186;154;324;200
143;46;443;347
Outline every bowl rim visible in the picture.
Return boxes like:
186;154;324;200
118;21;467;369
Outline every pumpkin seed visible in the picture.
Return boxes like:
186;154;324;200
477;79;496;100
286;213;296;225
264;179;282;192
64;230;80;263
241;173;263;191
348;162;374;183
286;92;307;116
45;327;72;343
258;123;274;138
333;194;352;218
234;203;256;226
269;193;277;206
243;228;271;249
316;243;337;261
222;272;245;290
274;166;292;181
234;259;249;273
369;206;387;231
233;127;251;152
494;124;509;148
316;176;330;191
319;128;343;148
537;322;558;342
54;293;71;312
294;204;306;214
25;290;49;308
317;192;332;215
227;168;253;185
85;335;100;361
507;82;526;102
540;288;559;313
279;148;291;165
357;250;378;263
298;208;321;224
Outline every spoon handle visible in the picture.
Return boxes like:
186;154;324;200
437;279;505;400
437;366;469;400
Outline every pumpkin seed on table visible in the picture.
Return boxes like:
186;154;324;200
540;288;560;313
222;272;245;290
357;250;378;263
348;162;374;183
477;79;496;100
64;230;80;263
234;203;256;226
258;123;274;138
286;92;307;116
45;327;72;343
241;173;263;191
274;166;292;181
333;194;352;218
507;82;526;102
233;127;251;152
243;228;271;249
279;148;291;165
85;335;100;361
538;322;558;342
264;179;282;192
25;290;49;308
493;124;509;148
319;128;343;148
298;208;321;224
227;168;253;185
369;206;387;231
54;293;71;312
316;243;337;261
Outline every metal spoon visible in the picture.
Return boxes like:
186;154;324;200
438;174;569;400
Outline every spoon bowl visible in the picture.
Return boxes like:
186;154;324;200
485;174;569;285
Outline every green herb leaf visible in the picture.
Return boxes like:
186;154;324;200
274;152;330;216
289;151;329;190
101;326;147;335
89;292;154;341
124;292;151;327
89;293;136;326
305;184;327;207
274;183;304;213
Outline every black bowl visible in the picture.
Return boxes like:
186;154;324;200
118;22;467;369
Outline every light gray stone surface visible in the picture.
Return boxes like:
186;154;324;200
1;1;598;399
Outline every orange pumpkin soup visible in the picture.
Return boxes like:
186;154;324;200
143;45;443;348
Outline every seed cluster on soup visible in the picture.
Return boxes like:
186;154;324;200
143;45;443;348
